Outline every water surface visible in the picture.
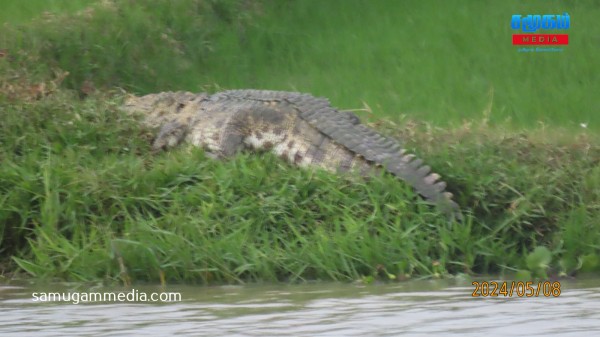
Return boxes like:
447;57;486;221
1;278;599;336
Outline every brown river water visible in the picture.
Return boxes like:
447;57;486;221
1;277;599;336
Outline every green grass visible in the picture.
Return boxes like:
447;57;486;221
0;0;91;25
2;0;597;129
204;0;600;129
0;0;599;284
1;92;598;283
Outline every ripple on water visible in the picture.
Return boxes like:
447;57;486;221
1;280;599;336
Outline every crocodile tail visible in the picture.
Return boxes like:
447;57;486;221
217;90;462;220
287;92;462;220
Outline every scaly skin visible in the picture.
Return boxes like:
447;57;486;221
123;90;462;219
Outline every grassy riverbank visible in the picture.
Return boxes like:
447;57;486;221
1;0;599;284
1;91;598;283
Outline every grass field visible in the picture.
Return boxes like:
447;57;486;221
204;0;599;130
0;0;90;25
0;0;598;284
2;0;597;129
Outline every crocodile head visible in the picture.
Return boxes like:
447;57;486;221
122;91;209;129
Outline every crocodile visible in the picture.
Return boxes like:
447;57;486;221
123;90;462;220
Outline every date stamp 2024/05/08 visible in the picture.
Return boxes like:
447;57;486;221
472;281;562;298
